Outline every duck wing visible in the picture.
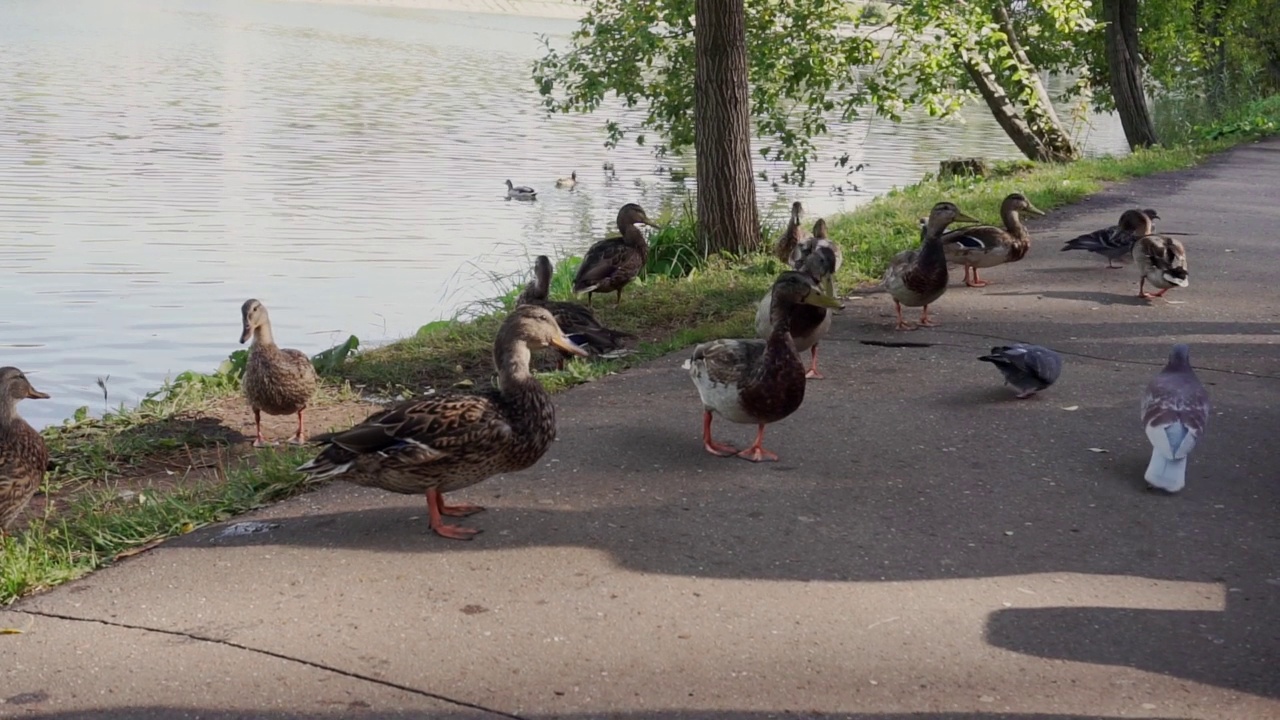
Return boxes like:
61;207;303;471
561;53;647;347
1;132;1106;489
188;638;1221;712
573;237;638;292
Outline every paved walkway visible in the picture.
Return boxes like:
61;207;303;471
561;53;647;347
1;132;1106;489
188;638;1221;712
4;138;1278;719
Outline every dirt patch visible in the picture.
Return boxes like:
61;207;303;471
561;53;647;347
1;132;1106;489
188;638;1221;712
19;394;381;532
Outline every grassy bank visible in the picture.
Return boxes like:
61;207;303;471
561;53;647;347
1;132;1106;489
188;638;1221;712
4;96;1276;605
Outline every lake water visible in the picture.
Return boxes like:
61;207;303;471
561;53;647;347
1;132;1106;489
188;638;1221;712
0;0;1129;428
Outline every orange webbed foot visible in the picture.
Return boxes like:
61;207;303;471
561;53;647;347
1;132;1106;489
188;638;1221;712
432;523;481;540
736;446;780;463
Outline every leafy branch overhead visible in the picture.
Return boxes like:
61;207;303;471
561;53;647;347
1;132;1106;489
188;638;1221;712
532;0;1096;180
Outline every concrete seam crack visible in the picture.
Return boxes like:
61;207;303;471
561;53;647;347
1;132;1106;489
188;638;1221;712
19;609;528;720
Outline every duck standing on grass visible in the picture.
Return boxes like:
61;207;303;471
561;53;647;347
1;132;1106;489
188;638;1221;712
883;202;980;330
685;272;842;462
1132;224;1189;299
755;242;842;378
297;306;587;540
774;201;805;264
517;255;636;367
1061;208;1160;269
790;217;842;297
505;180;537;201
572;203;658;307
942;192;1045;287
1141;344;1209;493
240;299;318;447
978;343;1063;399
0;367;49;534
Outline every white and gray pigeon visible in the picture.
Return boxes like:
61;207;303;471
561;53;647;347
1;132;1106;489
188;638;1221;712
978;343;1063;398
1141;344;1210;493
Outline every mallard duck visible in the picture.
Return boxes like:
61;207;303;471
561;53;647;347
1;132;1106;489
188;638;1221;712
0;367;49;534
942;192;1045;287
755;244;843;378
506;179;537;201
240;299;318;447
883;202;980;330
517;255;635;367
1133;230;1189;299
1061;208;1159;268
685;272;842;462
555;171;578;189
774;201;805;264
790;218;842;297
978;344;1063;399
572;203;658;307
296;306;587;540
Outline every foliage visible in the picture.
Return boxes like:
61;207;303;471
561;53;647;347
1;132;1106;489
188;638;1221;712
533;0;1095;181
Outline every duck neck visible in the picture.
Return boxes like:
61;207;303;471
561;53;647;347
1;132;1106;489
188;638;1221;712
918;231;947;265
0;398;18;426
1002;207;1029;242
252;322;277;349
619;221;647;248
767;302;799;353
495;339;538;394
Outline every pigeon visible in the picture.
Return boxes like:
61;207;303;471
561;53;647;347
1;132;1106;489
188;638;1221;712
1141;344;1210;493
1060;208;1159;269
978;343;1063;398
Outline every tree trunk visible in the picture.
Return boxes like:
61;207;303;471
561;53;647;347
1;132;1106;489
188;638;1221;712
694;0;760;255
989;2;1079;161
1104;0;1159;149
955;45;1072;162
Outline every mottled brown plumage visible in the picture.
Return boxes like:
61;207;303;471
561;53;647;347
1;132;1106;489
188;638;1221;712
517;255;635;366
685;272;842;462
0;367;50;533
883;202;979;330
296;306;588;539
572;203;658;307
774;201;806;264
1133;230;1189;299
240;299;318;447
942;192;1045;287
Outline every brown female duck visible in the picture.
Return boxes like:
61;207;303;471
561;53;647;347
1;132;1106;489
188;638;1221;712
517;255;635;366
296;306;588;540
240;299;318;447
572;203;658;307
1133;226;1189;299
755;244;843;378
0;367;49;534
942;192;1045;287
774;201;805;264
1061;208;1160;269
883;202;979;330
685;272;842;462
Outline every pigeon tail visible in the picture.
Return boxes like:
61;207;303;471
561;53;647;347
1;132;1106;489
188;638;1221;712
1144;450;1187;493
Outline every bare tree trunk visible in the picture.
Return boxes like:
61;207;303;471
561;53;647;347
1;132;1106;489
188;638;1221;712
1104;0;1159;148
956;45;1073;162
694;0;760;255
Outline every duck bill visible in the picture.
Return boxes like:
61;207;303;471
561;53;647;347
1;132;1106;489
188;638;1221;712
27;388;50;400
1023;204;1047;217
551;335;590;358
954;211;982;224
239;325;252;344
804;292;845;310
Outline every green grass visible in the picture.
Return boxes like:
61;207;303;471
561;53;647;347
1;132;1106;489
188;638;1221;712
2;448;316;604
5;98;1276;605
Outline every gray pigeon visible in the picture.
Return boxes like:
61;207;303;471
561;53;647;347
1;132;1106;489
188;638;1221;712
978;343;1063;398
1141;344;1210;493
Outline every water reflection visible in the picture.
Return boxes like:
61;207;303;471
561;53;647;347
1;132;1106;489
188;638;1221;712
0;0;1128;427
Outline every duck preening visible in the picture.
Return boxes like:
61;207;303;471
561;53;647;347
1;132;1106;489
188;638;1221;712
942;192;1045;287
240;299;318;447
572;203;658;307
1061;208;1159;269
686;272;841;462
296;306;587;540
1132;223;1189;299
